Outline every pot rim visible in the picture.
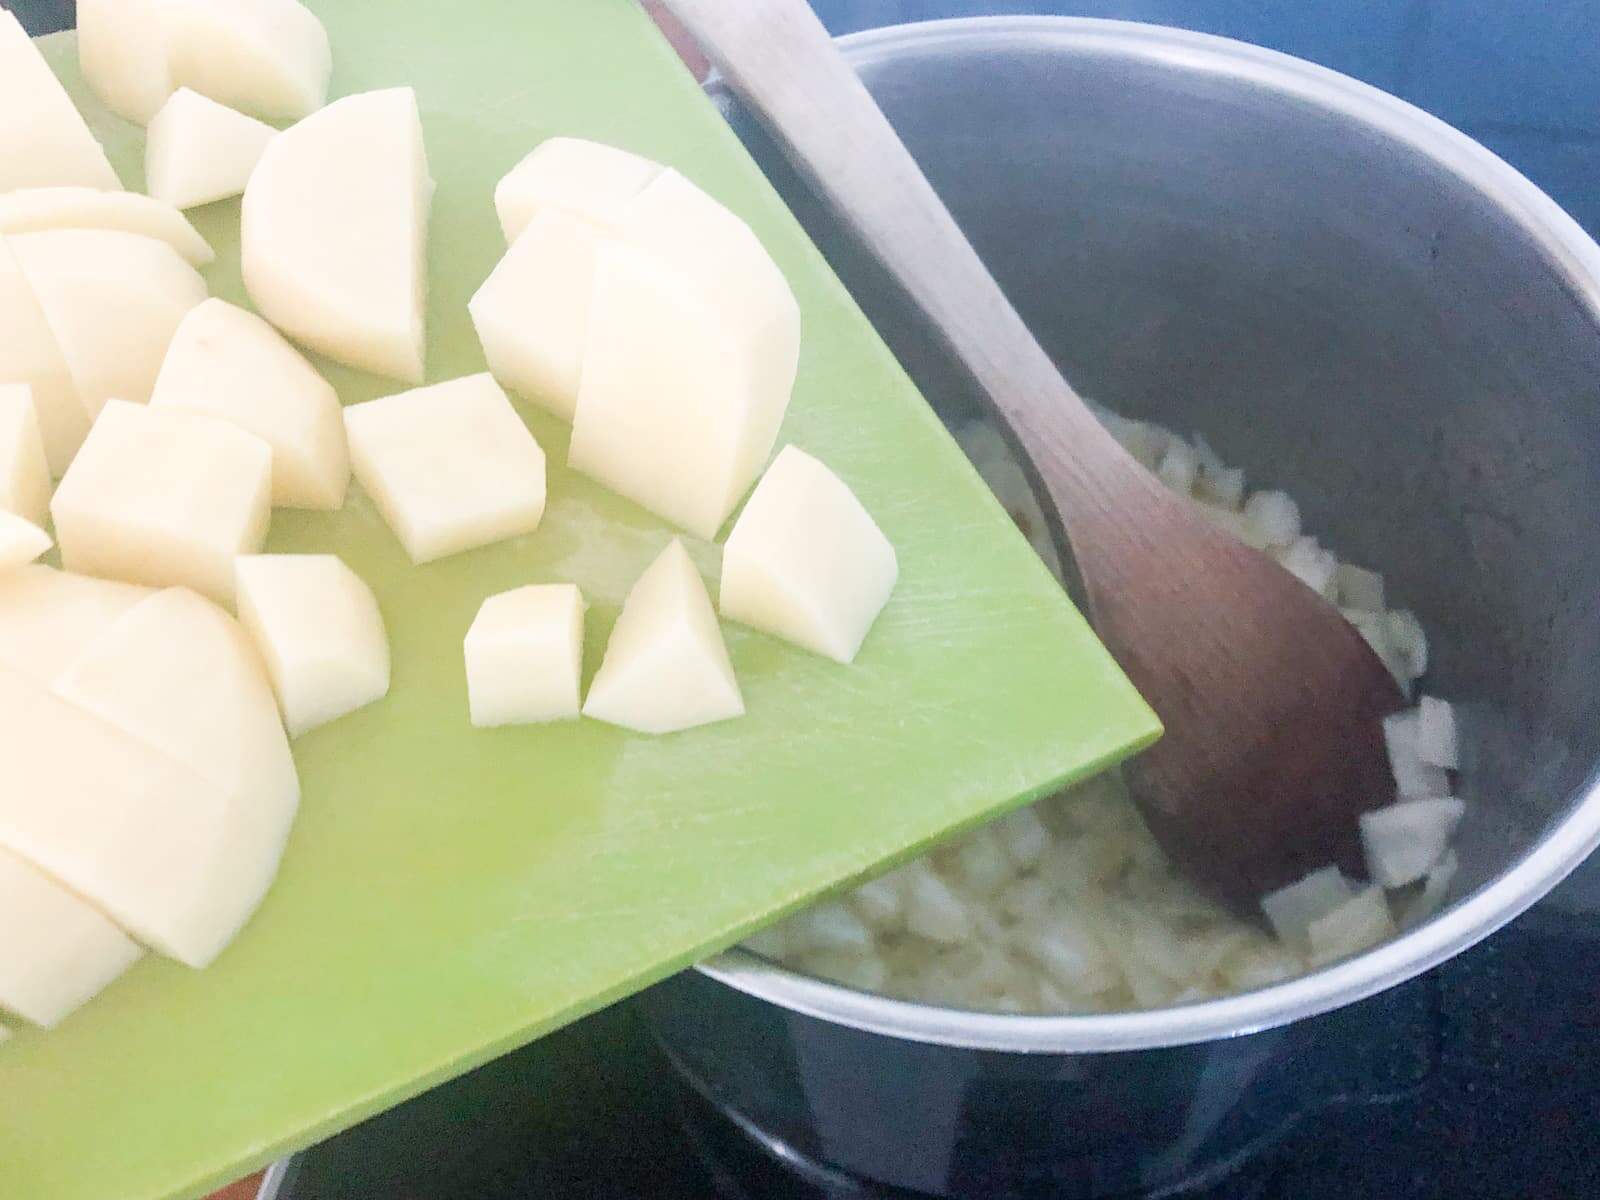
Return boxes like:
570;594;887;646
695;14;1600;1054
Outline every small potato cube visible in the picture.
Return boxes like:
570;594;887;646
50;400;270;605
720;446;898;663
344;374;545;564
464;584;584;727
235;554;389;737
0;384;50;525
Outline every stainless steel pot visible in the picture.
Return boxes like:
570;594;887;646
645;17;1600;1197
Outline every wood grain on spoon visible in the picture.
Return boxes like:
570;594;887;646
660;0;1407;907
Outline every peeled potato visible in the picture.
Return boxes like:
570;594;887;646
494;136;660;243
0;385;51;526
343;374;546;564
161;0;331;122
0;237;87;474
0;187;213;266
0;512;52;572
0;11;121;192
55;587;299;842
77;0;174;125
146;89;276;210
8;228;208;419
51;400;272;606
583;539;743;735
234;555;390;737
0;566;152;686
242;88;432;382
151;299;349;510
469;208;604;420
0;845;143;1028
464;584;584;727
567;171;799;538
0;666;274;968
720;446;898;663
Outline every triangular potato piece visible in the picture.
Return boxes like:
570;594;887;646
0;846;142;1028
146;89;276;210
0;11;120;192
583;539;743;735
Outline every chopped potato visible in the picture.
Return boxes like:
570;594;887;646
146;89;276;210
0;11;120;191
0;187;213;266
464;584;585;727
583;540;743;735
0;384;51;526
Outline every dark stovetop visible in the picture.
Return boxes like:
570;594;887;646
12;2;1599;1197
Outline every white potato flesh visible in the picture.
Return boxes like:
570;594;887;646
720;446;897;663
234;554;390;737
464;584;584;727
1416;695;1459;769
0;238;87;475
51;400;271;606
469;208;604;420
161;0;331;122
55;588;299;826
0;566;151;685
583;539;743;735
1260;865;1353;949
242;88;432;382
1359;797;1465;888
8;229;208;419
146;89;276;210
0;12;121;192
344;374;546;564
0;385;51;525
0;666;270;967
494;137;660;244
611;171;800;495
567;244;768;538
0;845;142;1028
1307;887;1395;967
0;512;52;572
0;188;213;266
1382;709;1451;798
151;299;348;509
77;0;174;125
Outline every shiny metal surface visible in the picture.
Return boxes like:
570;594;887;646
691;17;1600;1052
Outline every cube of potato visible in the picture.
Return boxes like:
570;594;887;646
0;845;142;1027
146;89;277;210
0;384;50;525
720;446;898;663
344;374;546;564
469;208;603;420
494;136;659;243
0;11;121;192
235;554;390;737
0;512;52;572
151;299;348;509
583;540;743;735
0;236;87;474
51;400;271;606
464;584;584;727
0;566;151;686
568;171;799;538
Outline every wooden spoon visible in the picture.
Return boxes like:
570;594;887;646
660;0;1407;908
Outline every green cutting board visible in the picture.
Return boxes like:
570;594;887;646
2;6;1158;1197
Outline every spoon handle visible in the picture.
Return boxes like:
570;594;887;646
658;0;1134;531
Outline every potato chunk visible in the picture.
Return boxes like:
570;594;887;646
464;584;584;727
